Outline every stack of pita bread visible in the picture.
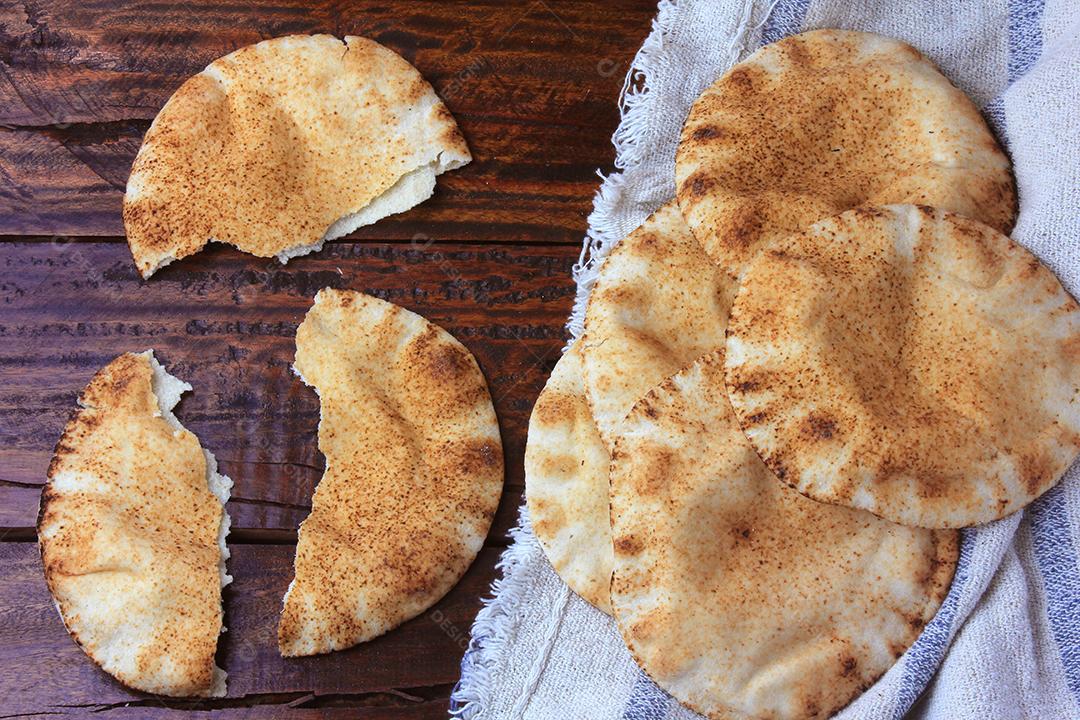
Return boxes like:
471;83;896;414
526;29;1080;719
42;35;500;695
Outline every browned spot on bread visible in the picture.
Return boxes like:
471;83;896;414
783;36;811;66
434;104;456;123
1017;449;1055;496
630;615;657;643
804;412;838;440
416;327;473;382
691;125;726;142
683;171;716;200
725;204;765;251
459;439;504;476
599;283;648;312
726;66;755;92
1060;332;1080;362
533;391;576;427
733;379;759;393
614;534;644;556
854;205;892;220
744;411;768;426
905;613;927;632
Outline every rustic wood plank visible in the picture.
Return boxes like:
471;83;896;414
0;2;643;714
0;0;653;239
12;707;453;720
49;702;456;719
0;240;574;535
0;541;501;717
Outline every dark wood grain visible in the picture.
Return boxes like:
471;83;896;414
0;541;499;718
0;240;576;538
0;0;653;240
0;1;649;716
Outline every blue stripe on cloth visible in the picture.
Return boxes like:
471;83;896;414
986;0;1047;130
1029;482;1080;704
760;0;812;46
892;528;979;718
622;670;673;720
983;96;1006;136
1007;0;1046;82
896;4;1049;713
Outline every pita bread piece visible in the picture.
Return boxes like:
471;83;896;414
525;340;613;614
279;288;503;656
124;34;471;277
726;204;1080;528
38;351;232;697
582;201;732;449
676;29;1015;278
611;350;957;720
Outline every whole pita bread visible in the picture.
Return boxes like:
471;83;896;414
279;288;503;656
525;340;613;614
611;349;957;720
124;34;471;278
38;351;232;697
582;201;732;449
676;29;1015;278
726;204;1080;529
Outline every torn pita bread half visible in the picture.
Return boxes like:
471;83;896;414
582;201;733;450
279;288;502;656
610;350;958;720
124;34;471;278
676;28;1016;279
525;340;613;614
726;204;1080;529
38;351;232;698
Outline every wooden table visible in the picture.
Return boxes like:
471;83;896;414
0;1;654;716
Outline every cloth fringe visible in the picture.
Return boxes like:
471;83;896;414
450;505;540;717
568;0;682;343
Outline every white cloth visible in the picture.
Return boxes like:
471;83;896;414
451;1;1080;718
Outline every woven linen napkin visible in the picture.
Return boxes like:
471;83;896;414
451;1;1080;718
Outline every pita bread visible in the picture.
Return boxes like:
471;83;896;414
525;340;613;614
725;204;1080;529
279;288;502;656
582;201;732;449
124;34;471;278
610;349;957;720
676;28;1016;279
38;351;232;697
